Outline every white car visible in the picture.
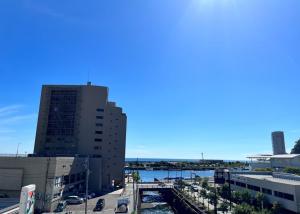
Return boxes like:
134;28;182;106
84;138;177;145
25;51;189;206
65;196;84;204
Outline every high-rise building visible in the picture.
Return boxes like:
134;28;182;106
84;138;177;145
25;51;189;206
272;131;286;155
34;82;127;191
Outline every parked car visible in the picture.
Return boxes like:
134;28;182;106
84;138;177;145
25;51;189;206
89;192;96;198
54;201;67;212
65;196;84;204
78;193;88;201
115;198;129;213
94;198;105;211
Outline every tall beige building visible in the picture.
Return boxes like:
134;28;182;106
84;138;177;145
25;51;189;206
34;82;127;190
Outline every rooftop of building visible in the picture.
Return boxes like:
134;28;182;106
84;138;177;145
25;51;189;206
233;173;300;186
0;154;85;160
247;153;300;160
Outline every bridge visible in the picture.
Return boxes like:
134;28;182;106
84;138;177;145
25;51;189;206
137;182;205;214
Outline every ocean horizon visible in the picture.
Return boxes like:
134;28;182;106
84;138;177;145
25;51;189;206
125;158;247;162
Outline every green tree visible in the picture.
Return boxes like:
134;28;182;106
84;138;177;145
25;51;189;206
208;191;218;213
233;191;242;204
219;202;229;214
220;183;230;200
195;176;202;185
240;190;251;204
200;189;207;206
202;178;209;190
132;171;140;182
253;209;271;214
283;167;300;175
233;203;254;214
271;201;282;214
255;192;265;210
291;139;300;154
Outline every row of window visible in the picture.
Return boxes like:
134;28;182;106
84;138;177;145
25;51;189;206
231;180;294;201
274;191;294;201
58;172;86;186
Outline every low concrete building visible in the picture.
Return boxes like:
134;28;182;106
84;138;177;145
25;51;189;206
229;172;300;213
0;156;102;212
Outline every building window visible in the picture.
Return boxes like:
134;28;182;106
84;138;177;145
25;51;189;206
96;123;103;127
235;181;246;188
55;177;62;187
94;146;99;150
274;191;294;201
96;116;104;119
95;131;103;134
262;188;272;195
96;108;104;112
46;90;77;136
95;138;102;142
247;184;260;192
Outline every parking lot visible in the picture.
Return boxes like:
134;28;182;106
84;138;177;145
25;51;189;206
43;185;134;214
65;189;123;214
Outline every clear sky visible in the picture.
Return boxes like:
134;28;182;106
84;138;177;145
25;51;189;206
0;0;300;160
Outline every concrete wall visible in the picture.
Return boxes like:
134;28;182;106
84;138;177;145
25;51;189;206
0;169;23;191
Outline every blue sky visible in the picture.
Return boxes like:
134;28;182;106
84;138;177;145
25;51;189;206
0;0;300;160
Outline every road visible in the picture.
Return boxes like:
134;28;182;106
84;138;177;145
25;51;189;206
182;181;233;214
44;184;134;214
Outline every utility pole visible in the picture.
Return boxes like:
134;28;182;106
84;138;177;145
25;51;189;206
16;143;21;157
214;179;217;214
228;171;232;210
84;157;90;214
180;164;183;190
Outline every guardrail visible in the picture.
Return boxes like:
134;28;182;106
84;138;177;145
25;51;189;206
138;184;174;189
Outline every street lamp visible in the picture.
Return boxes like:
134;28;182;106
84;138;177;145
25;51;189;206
16;143;21;157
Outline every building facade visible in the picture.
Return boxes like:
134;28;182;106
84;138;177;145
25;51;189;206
229;172;300;213
272;131;286;155
0;157;93;212
34;83;127;191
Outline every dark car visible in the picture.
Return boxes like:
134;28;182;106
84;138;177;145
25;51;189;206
94;198;105;212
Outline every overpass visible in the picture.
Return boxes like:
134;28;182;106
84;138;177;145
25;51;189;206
137;182;205;214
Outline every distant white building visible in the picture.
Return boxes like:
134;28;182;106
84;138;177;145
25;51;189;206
247;154;300;170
